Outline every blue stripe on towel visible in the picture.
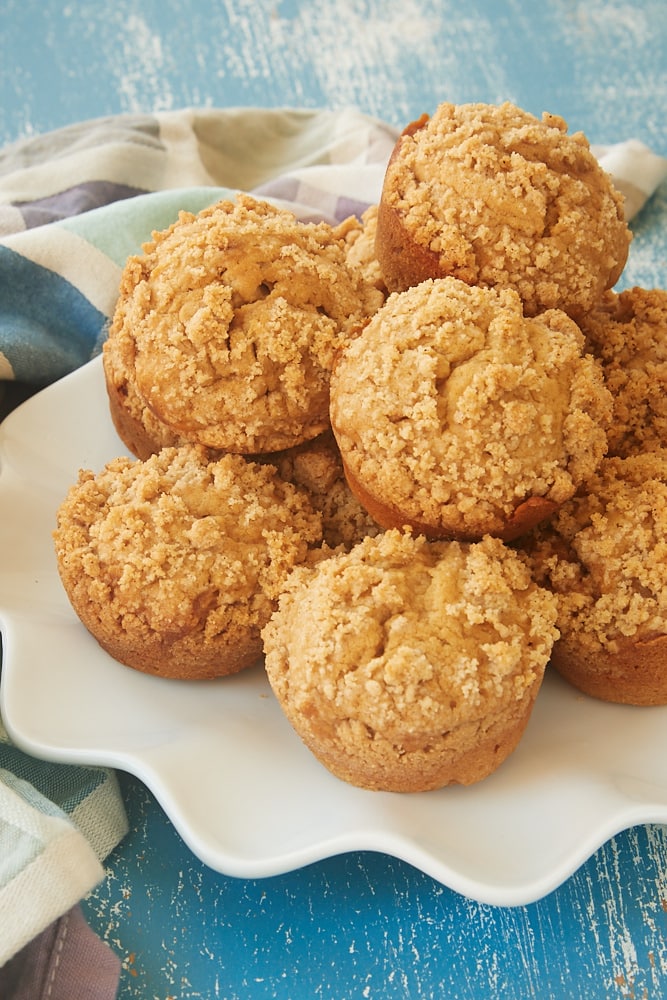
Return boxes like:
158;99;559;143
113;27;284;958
1;739;109;818
0;246;105;383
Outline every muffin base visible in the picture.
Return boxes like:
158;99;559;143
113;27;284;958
275;678;542;792
375;195;478;295
342;458;560;543
550;634;667;706
283;679;541;792
374;113;479;294
65;578;263;680
105;369;177;460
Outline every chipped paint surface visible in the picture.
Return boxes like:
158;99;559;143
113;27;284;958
2;0;667;997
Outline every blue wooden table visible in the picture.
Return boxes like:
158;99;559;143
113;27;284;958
2;2;667;997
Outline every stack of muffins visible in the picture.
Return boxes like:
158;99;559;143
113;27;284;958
54;101;667;795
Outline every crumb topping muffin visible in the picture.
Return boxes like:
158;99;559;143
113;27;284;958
103;309;189;460
262;530;559;791
375;102;631;316
269;430;382;550
104;194;384;456
330;277;612;541
54;446;323;679
339;204;388;295
526;450;667;704
578;287;667;458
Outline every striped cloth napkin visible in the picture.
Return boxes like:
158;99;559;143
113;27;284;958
0;717;128;990
0;106;665;994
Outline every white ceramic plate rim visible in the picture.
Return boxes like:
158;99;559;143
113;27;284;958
2;355;667;907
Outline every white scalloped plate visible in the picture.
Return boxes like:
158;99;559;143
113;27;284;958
2;354;667;906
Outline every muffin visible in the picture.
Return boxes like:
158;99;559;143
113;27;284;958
329;277;612;542
340;204;388;296
577;286;667;458
268;430;382;551
375;102;631;317
262;530;559;792
526;451;667;705
103;193;384;457
53;445;323;679
103;321;187;460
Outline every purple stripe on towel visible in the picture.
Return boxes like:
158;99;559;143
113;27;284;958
14;180;148;228
333;195;373;222
252;178;373;225
252;176;300;203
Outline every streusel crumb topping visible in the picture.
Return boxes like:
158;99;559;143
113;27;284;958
578;287;667;458
330;277;611;537
54;446;322;643
263;530;558;739
382;102;630;315
526;450;667;651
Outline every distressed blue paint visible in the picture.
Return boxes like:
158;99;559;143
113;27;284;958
3;0;667;996
82;774;667;1000
1;0;666;149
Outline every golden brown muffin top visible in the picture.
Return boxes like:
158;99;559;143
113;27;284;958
330;277;612;539
526;450;667;651
262;530;559;740
380;101;630;316
578;286;667;458
107;194;383;454
54;446;322;645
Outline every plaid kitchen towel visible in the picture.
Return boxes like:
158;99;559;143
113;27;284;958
0;716;128;976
